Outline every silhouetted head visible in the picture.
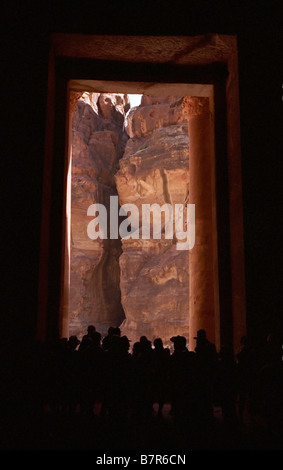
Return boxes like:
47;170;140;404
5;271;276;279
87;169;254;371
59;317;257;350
194;329;207;341
87;325;96;337
140;335;148;344
120;335;131;351
140;336;152;353
132;341;141;357
153;338;163;350
112;327;121;337
107;326;115;336
170;335;187;351
68;335;80;349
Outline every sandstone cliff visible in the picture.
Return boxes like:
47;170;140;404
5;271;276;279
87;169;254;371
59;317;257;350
115;95;190;345
69;93;190;345
69;92;129;337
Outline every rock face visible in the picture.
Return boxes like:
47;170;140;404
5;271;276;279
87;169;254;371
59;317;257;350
115;95;190;345
69;93;190;344
69;92;129;337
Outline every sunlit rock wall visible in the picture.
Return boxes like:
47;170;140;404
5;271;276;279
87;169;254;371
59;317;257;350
115;95;190;344
69;93;129;337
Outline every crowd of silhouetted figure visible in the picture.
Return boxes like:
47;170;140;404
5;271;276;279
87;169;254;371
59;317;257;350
33;324;283;446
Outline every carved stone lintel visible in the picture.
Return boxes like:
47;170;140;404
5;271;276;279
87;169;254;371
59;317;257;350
182;96;209;116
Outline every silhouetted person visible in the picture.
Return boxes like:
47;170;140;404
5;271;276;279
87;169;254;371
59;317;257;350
251;355;283;438
151;338;170;416
78;325;97;352
248;331;283;437
102;326;121;352
77;331;106;416
102;335;133;422
194;329;218;367
131;336;154;420
64;335;81;413
236;335;256;424
68;335;81;351
169;336;199;425
214;346;239;431
194;329;218;421
170;335;187;353
132;341;142;359
139;335;152;355
113;327;121;337
102;326;115;351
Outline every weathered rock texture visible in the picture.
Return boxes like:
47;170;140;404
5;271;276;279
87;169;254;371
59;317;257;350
115;95;190;344
69;92;129;337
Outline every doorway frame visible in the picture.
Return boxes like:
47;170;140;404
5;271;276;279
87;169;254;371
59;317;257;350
37;34;246;351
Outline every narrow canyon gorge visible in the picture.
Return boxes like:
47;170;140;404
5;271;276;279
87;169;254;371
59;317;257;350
69;92;190;344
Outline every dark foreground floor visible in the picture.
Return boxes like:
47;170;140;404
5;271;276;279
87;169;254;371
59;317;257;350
1;401;283;451
1;339;283;451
